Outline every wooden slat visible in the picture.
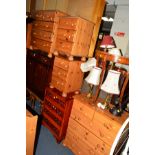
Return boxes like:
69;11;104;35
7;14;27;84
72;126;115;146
88;0;106;57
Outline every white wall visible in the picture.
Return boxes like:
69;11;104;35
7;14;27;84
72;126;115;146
110;5;129;57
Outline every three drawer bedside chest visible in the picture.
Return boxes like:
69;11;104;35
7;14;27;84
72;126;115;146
63;94;128;155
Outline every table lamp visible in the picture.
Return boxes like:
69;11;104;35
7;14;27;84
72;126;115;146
80;58;97;72
100;35;115;51
85;67;102;98
98;69;121;110
108;48;122;69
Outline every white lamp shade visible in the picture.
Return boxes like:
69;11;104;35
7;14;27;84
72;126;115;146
108;48;121;56
85;67;102;85
80;58;97;72
101;70;121;95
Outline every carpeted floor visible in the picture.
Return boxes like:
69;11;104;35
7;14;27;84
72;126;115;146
35;125;74;155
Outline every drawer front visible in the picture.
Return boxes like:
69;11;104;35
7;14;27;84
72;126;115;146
55;39;73;55
52;66;68;80
58;17;78;30
70;109;116;146
32;29;54;42
45;91;66;111
70;108;92;129
43;98;64;119
94;111;120;134
68;118;110;155
72;98;95;120
51;76;66;92
34;11;56;22
54;57;69;71
43;106;62;127
33;21;55;32
65;129;94;155
31;38;52;53
57;28;76;42
42;116;60;136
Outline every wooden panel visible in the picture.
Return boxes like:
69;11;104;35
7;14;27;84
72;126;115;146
67;0;96;21
26;23;33;49
88;0;106;57
45;0;57;10
35;0;44;10
26;0;31;12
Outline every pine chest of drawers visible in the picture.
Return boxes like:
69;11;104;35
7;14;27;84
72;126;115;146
42;87;74;142
50;56;84;97
30;10;67;56
55;16;94;58
63;94;128;155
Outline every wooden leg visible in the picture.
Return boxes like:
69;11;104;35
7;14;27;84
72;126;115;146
81;57;86;62
68;56;74;61
29;45;33;50
54;51;59;56
62;92;67;97
48;53;52;58
75;91;80;95
49;83;54;89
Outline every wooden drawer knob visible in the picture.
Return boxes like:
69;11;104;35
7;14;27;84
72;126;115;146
99;130;104;138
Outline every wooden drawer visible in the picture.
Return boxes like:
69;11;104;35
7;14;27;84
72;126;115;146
31;38;52;53
43;97;64;119
55;39;74;55
68;118;110;155
33;21;55;32
54;57;69;70
51;76;66;92
34;10;67;22
52;66;68;80
58;17;78;30
57;28;76;42
94;110;121;134
43;106;62;127
64;129;94;155
70;109;116;146
32;29;54;42
72;98;95;120
70;108;92;129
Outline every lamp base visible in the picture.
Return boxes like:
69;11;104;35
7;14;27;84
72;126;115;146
109;107;123;116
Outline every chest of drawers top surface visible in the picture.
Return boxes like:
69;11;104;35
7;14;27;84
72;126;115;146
34;10;68;22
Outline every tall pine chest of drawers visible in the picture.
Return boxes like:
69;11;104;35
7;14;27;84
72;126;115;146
54;16;94;60
63;94;128;155
30;10;67;57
